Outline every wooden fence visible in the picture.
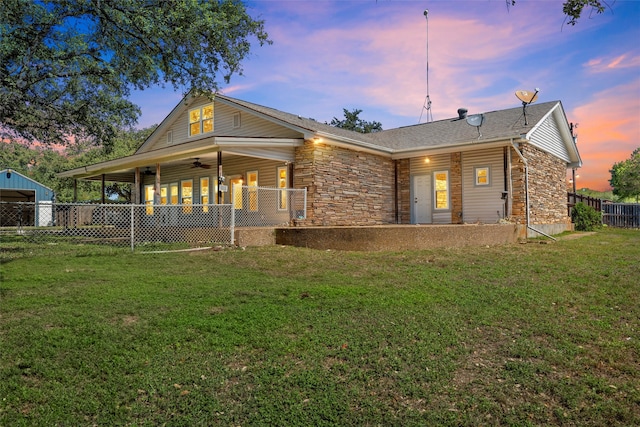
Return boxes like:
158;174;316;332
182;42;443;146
567;192;640;228
567;192;602;216
602;203;640;228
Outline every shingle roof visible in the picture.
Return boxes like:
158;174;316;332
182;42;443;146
217;94;561;152
369;101;561;150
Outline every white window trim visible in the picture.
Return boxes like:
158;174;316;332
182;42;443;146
277;166;288;211
247;170;258;212
475;166;490;186
188;103;214;137
433;170;450;211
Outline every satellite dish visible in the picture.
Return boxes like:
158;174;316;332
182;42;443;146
466;114;484;139
466;114;484;127
515;89;539;104
515;88;540;125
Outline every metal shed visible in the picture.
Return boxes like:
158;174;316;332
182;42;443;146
0;169;55;226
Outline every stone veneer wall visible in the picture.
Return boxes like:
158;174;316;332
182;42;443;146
293;140;396;226
510;143;570;225
396;159;411;224
450;152;463;224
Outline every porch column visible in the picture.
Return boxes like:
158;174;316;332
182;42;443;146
101;174;106;204
154;163;161;205
134;167;141;204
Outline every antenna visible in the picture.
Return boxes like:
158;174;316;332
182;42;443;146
419;9;433;123
466;114;484;139
515;88;539;125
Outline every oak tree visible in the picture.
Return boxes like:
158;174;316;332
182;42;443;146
0;0;270;149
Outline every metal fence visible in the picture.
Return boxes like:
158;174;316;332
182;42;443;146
602;203;640;228
0;186;307;250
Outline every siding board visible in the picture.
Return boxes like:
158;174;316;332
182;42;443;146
462;148;506;224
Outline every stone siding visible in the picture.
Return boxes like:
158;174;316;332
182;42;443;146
510;144;570;226
450;152;463;224
396;159;411;224
293;141;395;226
523;144;571;225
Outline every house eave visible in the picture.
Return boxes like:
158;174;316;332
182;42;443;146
390;137;521;159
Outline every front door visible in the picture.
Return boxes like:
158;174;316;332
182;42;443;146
412;174;432;224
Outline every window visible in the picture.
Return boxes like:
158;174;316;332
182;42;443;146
144;185;155;215
160;185;168;205
277;166;288;210
188;104;213;136
475;167;490;186
181;179;193;213
200;177;210;212
169;183;179;205
434;171;449;210
247;171;258;211
230;178;243;209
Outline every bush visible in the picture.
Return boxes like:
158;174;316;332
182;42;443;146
571;202;602;231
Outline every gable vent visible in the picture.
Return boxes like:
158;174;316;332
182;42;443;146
166;131;173;144
233;112;241;129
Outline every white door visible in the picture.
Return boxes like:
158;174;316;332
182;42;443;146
412;174;432;224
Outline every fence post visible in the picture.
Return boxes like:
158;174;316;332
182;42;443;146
230;204;235;246
303;188;307;219
130;204;135;252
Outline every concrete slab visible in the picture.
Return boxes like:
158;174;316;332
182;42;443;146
275;224;521;251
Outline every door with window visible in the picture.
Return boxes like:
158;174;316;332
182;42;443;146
412;174;432;224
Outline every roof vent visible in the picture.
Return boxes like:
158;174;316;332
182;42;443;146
457;108;468;119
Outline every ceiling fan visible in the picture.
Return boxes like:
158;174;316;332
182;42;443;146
143;167;156;176
191;158;212;169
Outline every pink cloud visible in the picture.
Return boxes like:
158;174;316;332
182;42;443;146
569;79;640;191
584;53;640;72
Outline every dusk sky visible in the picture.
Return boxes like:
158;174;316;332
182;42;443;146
130;0;640;192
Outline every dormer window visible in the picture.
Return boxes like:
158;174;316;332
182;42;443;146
189;104;213;137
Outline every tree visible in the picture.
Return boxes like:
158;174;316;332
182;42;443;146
330;109;383;134
1;125;156;202
0;0;270;149
507;0;607;25
609;148;640;202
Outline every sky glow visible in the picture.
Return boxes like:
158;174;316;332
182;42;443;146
130;1;640;191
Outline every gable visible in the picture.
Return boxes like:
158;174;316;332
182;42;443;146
526;104;579;166
137;96;303;154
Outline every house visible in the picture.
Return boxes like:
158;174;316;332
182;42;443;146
0;169;55;226
58;93;581;238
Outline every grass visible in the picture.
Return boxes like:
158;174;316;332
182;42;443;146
1;228;639;426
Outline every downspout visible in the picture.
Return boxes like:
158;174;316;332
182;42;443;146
510;140;556;241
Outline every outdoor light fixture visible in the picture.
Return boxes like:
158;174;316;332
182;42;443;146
6;169;12;179
424;158;430;164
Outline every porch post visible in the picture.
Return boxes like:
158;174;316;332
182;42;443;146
134;167;141;204
101;174;106;204
154;163;161;205
217;151;223;203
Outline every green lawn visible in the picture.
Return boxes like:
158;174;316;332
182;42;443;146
1;228;638;426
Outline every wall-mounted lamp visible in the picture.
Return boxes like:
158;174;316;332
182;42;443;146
312;137;322;144
424;158;430;164
6;169;12;179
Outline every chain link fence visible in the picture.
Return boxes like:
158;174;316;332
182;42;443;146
0;187;306;250
231;185;307;227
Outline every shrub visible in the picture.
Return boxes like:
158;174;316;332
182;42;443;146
571;202;602;231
